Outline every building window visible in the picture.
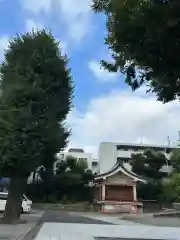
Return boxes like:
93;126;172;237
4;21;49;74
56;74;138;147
117;145;130;151
133;148;139;152
117;157;129;163
116;145;121;150
123;158;129;163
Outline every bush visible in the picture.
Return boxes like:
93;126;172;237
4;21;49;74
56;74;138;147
137;182;163;201
160;182;178;203
26;179;93;203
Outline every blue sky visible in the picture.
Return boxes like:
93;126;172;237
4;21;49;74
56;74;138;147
0;0;125;109
0;0;180;157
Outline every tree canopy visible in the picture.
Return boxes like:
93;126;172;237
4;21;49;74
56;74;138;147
131;149;169;201
170;149;180;172
92;0;180;102
55;156;92;186
131;149;167;180
27;156;94;203
0;30;73;178
0;29;73;222
169;172;180;202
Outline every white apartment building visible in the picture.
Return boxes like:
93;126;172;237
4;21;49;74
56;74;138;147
55;148;92;171
98;142;180;174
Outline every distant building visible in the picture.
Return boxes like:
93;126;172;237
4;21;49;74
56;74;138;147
54;148;93;172
98;142;180;174
93;140;180;213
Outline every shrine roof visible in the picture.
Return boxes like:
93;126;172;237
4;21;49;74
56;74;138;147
94;162;147;183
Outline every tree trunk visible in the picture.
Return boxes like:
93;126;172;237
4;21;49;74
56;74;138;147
2;175;27;224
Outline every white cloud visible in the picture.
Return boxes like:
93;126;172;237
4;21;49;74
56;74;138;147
0;36;9;61
22;0;52;14
57;0;92;41
68;89;180;157
25;19;44;32
89;60;118;82
22;0;92;42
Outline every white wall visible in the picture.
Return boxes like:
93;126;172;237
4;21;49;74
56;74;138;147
92;160;99;174
98;142;116;174
98;142;178;174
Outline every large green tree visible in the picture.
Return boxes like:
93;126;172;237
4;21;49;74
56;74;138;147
131;150;167;180
169;172;180;203
55;155;91;184
56;156;93;200
170;149;180;172
33;156;93;203
92;0;180;102
131;150;169;200
32;123;70;183
0;30;73;223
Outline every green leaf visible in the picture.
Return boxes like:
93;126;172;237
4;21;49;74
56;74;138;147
92;0;180;102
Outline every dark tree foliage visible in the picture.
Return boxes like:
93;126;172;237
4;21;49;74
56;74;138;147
92;0;180;102
0;30;73;223
131;149;168;201
170;149;180;173
27;156;94;203
55;156;92;186
131;149;167;180
137;182;163;201
130;153;145;176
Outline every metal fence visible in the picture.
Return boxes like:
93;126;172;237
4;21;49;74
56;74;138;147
142;200;173;213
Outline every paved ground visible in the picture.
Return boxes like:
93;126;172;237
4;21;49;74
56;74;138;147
24;210;114;240
35;211;180;240
69;212;142;225
41;210;113;224
0;210;44;240
121;213;180;227
72;211;180;227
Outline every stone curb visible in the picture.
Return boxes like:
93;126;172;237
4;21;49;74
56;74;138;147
153;211;180;218
19;212;45;240
32;203;93;211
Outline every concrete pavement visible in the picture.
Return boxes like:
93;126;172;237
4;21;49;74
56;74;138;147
35;210;180;240
36;222;180;240
69;212;142;225
41;210;113;224
72;211;180;227
0;210;44;240
121;213;180;227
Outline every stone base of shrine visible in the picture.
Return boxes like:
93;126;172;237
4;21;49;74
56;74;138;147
94;201;143;214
